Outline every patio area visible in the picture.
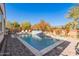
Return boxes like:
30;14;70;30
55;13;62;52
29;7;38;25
0;33;70;56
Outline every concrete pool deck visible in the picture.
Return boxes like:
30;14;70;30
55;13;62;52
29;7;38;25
0;34;70;56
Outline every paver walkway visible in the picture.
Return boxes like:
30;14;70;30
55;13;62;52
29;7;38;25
0;34;34;56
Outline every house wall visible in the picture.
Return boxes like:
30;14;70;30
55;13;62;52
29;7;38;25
0;3;5;43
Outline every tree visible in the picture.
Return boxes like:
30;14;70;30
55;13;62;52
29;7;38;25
67;6;79;30
76;21;79;30
6;20;12;29
65;22;72;30
12;21;20;28
11;21;20;32
21;21;31;31
39;20;50;31
31;20;53;31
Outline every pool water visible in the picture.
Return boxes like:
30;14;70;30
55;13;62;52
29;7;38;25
22;35;58;51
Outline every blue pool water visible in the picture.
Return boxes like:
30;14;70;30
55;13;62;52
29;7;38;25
21;34;58;51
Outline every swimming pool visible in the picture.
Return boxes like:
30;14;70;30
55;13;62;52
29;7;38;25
17;34;64;55
22;34;58;51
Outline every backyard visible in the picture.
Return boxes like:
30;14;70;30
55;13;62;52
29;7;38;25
0;3;79;56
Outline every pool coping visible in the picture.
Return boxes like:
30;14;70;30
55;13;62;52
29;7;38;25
17;36;64;56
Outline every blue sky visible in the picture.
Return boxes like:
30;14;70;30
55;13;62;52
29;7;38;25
5;3;76;26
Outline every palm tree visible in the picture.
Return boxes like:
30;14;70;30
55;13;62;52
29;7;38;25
67;6;79;30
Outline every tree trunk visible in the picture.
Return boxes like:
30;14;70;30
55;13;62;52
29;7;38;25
74;19;78;30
